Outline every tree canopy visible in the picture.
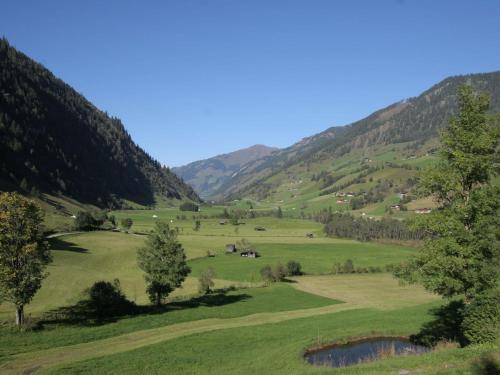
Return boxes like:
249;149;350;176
0;192;51;325
137;222;190;305
395;86;499;344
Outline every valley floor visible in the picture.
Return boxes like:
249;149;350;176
0;218;498;374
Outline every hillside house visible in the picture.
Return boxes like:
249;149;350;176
390;204;401;211
240;250;258;258
225;244;237;253
399;192;408;199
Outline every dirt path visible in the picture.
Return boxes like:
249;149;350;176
0;303;356;374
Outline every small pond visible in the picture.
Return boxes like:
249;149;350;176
305;337;429;368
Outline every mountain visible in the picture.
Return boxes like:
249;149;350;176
173;145;278;199
212;71;500;204
0;38;199;207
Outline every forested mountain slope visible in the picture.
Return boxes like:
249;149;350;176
216;71;500;201
0;38;199;207
173;144;278;199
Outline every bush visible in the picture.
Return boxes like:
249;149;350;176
121;217;133;232
286;260;302;276
86;279;135;317
343;259;354;273
198;268;216;294
180;202;199;212
462;290;500;345
74;211;95;230
260;265;274;284
272;263;287;282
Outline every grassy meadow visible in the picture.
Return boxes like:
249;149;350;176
0;212;498;374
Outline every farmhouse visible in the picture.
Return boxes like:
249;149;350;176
225;244;237;253
240;250;258;258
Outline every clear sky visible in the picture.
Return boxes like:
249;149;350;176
2;1;500;166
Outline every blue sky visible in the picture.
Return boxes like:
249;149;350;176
3;1;500;166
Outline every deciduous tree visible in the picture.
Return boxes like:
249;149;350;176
0;192;51;325
137;222;190;306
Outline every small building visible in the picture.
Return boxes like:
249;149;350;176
390;204;401;211
240;250;258;258
346;192;355;197
254;226;266;231
306;232;314;238
415;208;432;214
219;219;227;225
225;244;237;253
399;192;408;199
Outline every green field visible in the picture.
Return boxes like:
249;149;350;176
0;215;498;374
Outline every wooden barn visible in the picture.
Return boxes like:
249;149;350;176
225;244;237;253
240;250;258;258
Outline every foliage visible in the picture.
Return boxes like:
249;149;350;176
236;238;254;251
462;290;500;345
0;38;199;207
179;202;199;212
193;220;201;231
259;265;274;284
198;268;216;295
276;206;283;218
272;263;287;282
396;86;500;302
324;212;422;241
333;259;383;274
260;263;287;283
86;279;136;318
74;211;95;231
0;192;51;325
120;218;133;232
137;222;190;305
286;260;302;276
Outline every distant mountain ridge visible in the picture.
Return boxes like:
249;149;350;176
0;38;199;207
173;145;278;199
198;71;500;201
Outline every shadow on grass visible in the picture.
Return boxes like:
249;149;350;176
40;291;251;328
48;237;88;254
472;354;500;375
410;300;466;347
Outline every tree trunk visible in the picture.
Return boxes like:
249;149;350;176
15;306;24;326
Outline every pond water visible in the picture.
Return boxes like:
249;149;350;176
305;337;429;368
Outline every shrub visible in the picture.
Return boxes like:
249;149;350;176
462;290;500;345
86;279;135;317
74;211;94;230
272;263;287;282
260;265;274;284
121;217;133;232
286;260;302;276
343;259;354;273
198;268;216;294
